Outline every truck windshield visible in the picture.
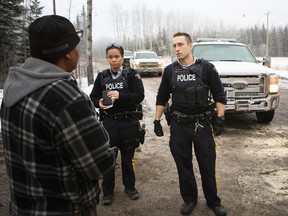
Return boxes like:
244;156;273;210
124;51;133;57
193;44;257;62
135;52;158;59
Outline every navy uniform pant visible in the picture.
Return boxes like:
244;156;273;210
169;119;221;207
102;117;138;196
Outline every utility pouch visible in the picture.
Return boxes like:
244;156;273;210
132;111;143;120
135;104;143;120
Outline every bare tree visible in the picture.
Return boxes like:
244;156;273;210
109;1;123;42
87;0;94;85
53;0;56;14
131;5;143;50
121;13;130;49
67;0;72;20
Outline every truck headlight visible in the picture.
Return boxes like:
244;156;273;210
269;75;278;93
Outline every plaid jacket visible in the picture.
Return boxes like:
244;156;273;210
1;77;115;215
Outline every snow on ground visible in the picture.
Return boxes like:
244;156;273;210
81;82;94;96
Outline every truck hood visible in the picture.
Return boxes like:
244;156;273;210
134;58;161;63
211;61;275;76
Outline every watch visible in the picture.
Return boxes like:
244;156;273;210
217;116;225;121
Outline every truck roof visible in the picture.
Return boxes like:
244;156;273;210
196;38;236;43
194;41;246;46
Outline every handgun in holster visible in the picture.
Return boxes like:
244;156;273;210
137;122;146;145
164;102;172;126
208;102;219;125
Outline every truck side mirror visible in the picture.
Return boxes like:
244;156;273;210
263;56;271;68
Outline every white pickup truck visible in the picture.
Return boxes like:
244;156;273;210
130;50;163;76
193;38;279;123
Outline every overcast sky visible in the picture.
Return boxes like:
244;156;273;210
39;0;288;39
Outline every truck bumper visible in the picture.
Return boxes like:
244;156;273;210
225;93;279;112
135;67;162;74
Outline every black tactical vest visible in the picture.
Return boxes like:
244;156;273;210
101;69;130;94
171;60;209;109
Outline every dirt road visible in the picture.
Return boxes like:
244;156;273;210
0;77;287;216
98;77;288;216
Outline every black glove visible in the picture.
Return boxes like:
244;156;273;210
213;116;225;136
154;120;164;137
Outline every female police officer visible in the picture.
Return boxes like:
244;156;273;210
90;43;145;205
153;32;227;216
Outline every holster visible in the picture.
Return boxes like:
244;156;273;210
164;103;172;126
137;122;146;144
120;122;145;150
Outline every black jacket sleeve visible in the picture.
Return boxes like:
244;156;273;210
119;69;145;105
90;72;103;109
204;61;227;105
156;64;173;106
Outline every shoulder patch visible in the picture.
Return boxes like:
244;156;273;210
135;73;141;80
172;61;179;67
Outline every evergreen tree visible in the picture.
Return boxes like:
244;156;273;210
18;0;43;64
282;26;288;57
28;0;44;22
0;0;24;86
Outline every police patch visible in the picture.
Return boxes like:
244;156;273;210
135;74;141;80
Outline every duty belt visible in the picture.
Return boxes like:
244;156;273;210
104;111;142;120
171;110;211;123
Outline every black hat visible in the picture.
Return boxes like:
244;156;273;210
29;15;80;59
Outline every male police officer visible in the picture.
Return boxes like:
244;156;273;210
154;32;227;216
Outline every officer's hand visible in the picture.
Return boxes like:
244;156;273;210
213;116;225;136
153;120;164;137
99;99;112;110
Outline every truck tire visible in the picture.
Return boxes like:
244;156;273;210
256;110;274;123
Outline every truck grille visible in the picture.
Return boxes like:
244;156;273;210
139;62;159;67
222;76;267;98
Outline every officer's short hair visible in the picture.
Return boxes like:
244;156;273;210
173;32;192;43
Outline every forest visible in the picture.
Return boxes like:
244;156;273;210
1;0;288;85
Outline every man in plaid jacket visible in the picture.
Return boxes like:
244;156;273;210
0;15;115;216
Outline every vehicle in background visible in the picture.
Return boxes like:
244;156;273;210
193;38;279;123
171;55;178;63
123;50;133;67
130;50;163;76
